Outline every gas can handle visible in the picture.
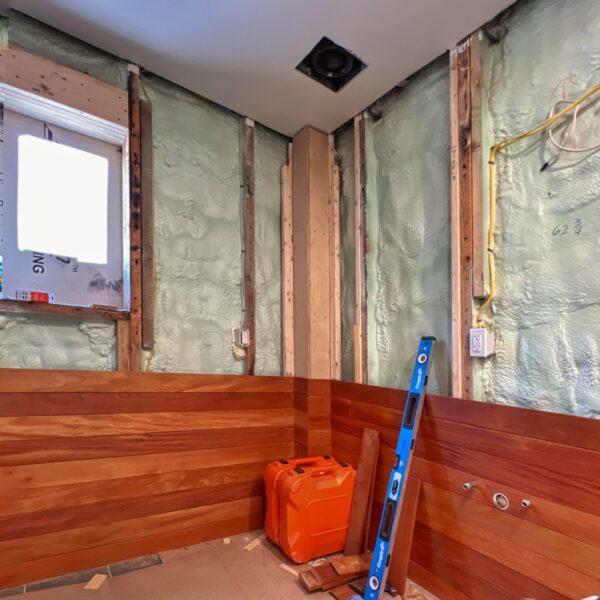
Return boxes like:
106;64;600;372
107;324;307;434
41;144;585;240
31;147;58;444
308;466;339;477
294;456;331;467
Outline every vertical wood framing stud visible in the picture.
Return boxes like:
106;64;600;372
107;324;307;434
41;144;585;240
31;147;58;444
128;72;143;371
282;143;294;376
450;40;474;400
242;118;256;375
140;97;155;350
353;115;368;384
329;135;342;380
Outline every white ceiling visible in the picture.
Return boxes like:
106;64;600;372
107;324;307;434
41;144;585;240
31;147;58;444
1;0;513;136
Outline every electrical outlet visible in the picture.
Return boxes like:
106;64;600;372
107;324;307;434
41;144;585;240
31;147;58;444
470;328;495;358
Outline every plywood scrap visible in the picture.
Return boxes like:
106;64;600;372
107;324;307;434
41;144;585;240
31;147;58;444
330;554;369;577
222;537;231;545
299;569;321;592
345;427;380;555
329;583;358;600
300;557;370;593
83;573;107;590
243;532;266;551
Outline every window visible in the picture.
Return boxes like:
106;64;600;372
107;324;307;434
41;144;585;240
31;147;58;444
0;86;129;310
18;135;109;264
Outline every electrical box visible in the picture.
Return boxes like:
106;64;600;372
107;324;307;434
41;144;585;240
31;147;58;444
470;328;495;358
232;326;250;348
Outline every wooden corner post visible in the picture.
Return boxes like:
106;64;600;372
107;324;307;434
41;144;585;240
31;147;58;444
290;126;334;380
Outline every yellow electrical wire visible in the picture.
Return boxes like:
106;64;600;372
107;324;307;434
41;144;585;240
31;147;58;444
476;80;600;326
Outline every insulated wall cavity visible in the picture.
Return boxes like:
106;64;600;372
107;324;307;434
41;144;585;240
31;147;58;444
254;124;287;375
141;75;243;374
477;0;600;417
365;57;452;394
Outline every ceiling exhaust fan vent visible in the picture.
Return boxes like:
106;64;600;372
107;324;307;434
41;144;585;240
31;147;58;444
296;36;366;92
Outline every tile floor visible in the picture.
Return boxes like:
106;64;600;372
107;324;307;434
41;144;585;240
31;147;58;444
12;531;436;600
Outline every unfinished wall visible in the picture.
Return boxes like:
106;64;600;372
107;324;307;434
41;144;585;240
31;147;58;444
254;125;286;375
365;58;451;395
0;13;125;370
0;12;287;374
336;122;356;382
477;0;600;417
140;75;243;374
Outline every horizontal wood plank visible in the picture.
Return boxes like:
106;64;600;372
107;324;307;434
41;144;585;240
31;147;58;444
0;500;264;588
412;522;567;600
0;496;264;568
419;415;600;484
411;536;513;600
0;442;293;491
415;437;600;517
0;409;293;440
0;462;268;517
0;391;293;416
412;456;600;550
0;479;264;543
0;43;128;125
416;483;600;596
408;561;472;600
0;300;129;322
0;427;293;466
0;369;294;393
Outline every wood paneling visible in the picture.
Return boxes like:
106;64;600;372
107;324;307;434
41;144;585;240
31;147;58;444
3;370;599;595
0;370;294;588
330;380;600;599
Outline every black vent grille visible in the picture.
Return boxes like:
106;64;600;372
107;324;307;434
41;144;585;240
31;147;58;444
296;36;366;92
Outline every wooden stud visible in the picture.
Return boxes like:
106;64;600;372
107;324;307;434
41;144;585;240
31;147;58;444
0;301;127;322
470;33;486;300
116;320;131;372
281;144;294;376
242;118;256;375
353;115;368;384
449;40;474;400
140;97;155;351
128;72;143;372
0;44;128;126
329;135;342;381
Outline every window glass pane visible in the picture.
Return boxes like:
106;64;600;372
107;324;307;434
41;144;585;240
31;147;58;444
17;134;109;264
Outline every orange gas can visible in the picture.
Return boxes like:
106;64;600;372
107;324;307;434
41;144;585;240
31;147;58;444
278;462;356;563
264;456;336;545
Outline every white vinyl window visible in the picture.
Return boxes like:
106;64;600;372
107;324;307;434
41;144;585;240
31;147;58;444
0;86;129;310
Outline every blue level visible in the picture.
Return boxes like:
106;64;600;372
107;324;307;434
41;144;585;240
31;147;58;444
363;336;436;600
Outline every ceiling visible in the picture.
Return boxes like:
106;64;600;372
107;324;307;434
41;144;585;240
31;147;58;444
1;0;513;136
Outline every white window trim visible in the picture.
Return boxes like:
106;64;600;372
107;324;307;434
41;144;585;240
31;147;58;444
0;82;131;311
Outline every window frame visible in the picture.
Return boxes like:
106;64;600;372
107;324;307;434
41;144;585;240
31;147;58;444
0;81;131;318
